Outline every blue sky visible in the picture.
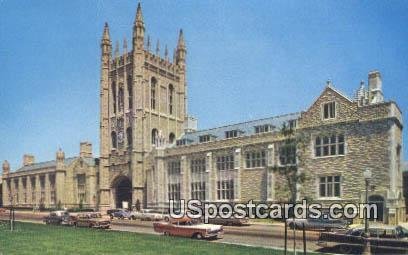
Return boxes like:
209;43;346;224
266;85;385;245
0;0;407;171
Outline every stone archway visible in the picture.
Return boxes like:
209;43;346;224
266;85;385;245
369;195;385;222
112;176;132;209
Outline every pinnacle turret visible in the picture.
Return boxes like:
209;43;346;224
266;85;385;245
135;2;144;25
177;29;186;49
101;22;111;45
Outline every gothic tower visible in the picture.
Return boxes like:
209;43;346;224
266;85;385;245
99;3;187;210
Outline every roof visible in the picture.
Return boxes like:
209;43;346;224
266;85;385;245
14;157;96;173
177;112;301;146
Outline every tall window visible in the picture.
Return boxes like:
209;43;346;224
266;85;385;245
151;77;157;110
245;150;266;168
126;127;132;147
168;161;181;201
111;131;117;149
127;75;133;109
40;176;45;204
315;134;345;157
279;144;296;165
111;82;117;114
169;132;175;144
191;158;206;200
118;87;124;112
319;176;341;197
151;129;158;145
31;178;36;204
22;178;27;203
216;154;235;200
77;174;86;203
323;102;336;119
168;84;174;115
216;155;234;170
49;175;55;205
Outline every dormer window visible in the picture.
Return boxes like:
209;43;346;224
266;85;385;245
254;124;273;134
323;102;336;119
199;135;211;143
225;130;238;139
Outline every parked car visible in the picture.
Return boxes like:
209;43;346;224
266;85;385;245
207;216;250;226
43;211;69;225
153;216;224;239
111;209;131;220
130;209;164;221
286;216;349;231
107;209;120;218
73;212;111;229
317;225;408;254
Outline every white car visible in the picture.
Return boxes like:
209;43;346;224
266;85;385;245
129;209;167;221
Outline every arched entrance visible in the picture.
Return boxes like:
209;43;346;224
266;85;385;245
369;195;384;222
113;176;132;209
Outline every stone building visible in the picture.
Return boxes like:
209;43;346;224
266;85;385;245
1;3;405;223
1;143;98;209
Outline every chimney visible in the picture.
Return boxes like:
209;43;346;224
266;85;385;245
80;142;92;158
368;70;384;104
23;154;35;166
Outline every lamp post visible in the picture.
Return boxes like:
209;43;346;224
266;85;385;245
363;169;372;255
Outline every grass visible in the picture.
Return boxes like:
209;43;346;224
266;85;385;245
0;221;300;255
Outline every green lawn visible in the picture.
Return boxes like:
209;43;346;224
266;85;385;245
0;221;301;255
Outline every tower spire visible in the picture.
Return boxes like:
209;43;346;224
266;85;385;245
123;37;128;53
177;29;186;50
114;41;120;58
176;29;186;66
147;35;151;51
101;22;111;44
164;44;169;60
133;2;145;49
135;2;143;25
156;39;160;55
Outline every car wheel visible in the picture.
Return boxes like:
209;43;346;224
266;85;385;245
288;223;295;230
163;231;170;236
338;245;353;254
73;222;77;228
164;216;170;222
194;233;203;239
89;224;94;228
131;216;136;220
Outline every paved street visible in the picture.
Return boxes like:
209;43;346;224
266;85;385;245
0;211;337;254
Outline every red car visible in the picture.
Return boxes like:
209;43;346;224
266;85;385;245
153;216;224;239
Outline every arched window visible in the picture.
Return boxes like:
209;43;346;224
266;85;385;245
127;75;133;109
151;77;157;110
126;127;133;147
111;131;117;149
111;82;117;114
168;84;174;115
118;87;124;112
169;132;175;144
151;128;158;145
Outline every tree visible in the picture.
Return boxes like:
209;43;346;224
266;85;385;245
272;122;308;204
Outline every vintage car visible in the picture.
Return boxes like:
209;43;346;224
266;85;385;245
130;209;165;221
153;216;224;239
73;212;111;229
107;209;120;218
207;216;250;226
286;216;349;231
43;211;69;225
317;225;408;254
111;209;131;220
